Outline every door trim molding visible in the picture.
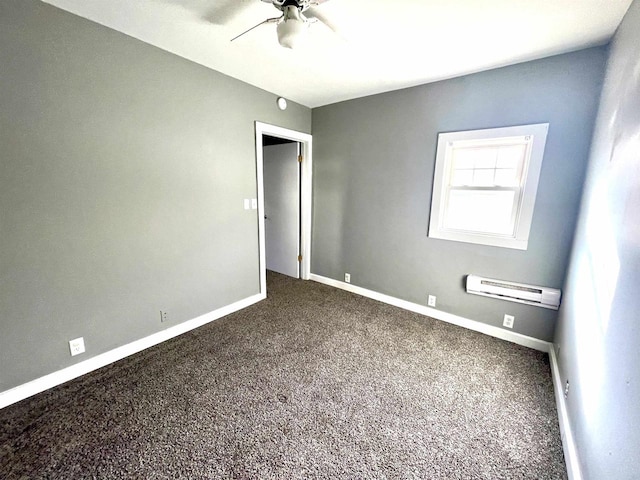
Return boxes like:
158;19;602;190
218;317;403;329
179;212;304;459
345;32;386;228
255;122;312;293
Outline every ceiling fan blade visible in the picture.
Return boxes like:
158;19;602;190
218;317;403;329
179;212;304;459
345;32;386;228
203;0;255;25
305;5;339;34
231;16;281;42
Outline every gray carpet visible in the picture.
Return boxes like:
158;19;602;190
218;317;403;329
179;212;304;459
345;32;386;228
0;272;566;479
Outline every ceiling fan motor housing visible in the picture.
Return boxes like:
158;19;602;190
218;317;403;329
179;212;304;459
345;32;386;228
234;0;330;46
271;0;312;13
277;5;308;48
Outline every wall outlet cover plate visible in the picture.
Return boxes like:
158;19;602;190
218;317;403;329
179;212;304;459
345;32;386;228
503;314;515;328
69;337;85;356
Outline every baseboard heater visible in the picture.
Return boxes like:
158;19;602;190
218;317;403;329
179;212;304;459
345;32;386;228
466;275;561;310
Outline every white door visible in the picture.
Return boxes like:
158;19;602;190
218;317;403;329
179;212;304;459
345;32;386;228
263;142;300;278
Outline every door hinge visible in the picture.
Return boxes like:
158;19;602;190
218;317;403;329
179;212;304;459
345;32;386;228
298;155;303;163
297;254;302;262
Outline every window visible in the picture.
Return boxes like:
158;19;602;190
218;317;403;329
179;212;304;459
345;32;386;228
428;124;549;250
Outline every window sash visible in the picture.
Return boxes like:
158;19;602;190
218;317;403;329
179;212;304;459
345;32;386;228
448;140;530;188
442;186;522;237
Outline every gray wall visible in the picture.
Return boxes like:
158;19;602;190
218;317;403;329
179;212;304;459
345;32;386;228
311;48;606;341
0;0;310;392
554;1;640;478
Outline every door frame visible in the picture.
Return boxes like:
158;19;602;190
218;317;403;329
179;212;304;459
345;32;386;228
255;122;312;295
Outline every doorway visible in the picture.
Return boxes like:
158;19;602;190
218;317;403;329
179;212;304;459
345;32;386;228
255;122;312;296
263;136;300;278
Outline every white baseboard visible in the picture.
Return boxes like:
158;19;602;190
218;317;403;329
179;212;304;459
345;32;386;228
549;346;583;480
309;274;551;352
0;293;265;410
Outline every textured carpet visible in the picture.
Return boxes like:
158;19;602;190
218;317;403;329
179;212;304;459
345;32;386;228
0;272;566;479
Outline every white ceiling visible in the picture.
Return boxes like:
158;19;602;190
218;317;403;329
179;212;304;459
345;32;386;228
42;0;632;108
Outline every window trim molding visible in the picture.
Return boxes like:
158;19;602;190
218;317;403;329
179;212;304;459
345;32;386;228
428;123;549;250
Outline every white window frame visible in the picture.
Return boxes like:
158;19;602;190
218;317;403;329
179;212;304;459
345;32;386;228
428;123;549;250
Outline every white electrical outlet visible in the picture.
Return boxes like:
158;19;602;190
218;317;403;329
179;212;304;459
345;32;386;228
160;311;168;323
344;273;351;283
503;314;515;329
428;295;437;307
69;337;85;356
251;198;257;209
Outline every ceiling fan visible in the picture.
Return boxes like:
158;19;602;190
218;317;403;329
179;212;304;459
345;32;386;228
231;0;335;49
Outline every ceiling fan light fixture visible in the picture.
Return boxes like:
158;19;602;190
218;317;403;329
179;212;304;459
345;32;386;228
277;5;307;49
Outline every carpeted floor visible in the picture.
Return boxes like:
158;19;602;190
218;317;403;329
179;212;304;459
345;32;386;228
0;272;566;479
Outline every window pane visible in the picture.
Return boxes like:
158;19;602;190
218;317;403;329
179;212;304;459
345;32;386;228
452;148;476;169
451;169;474;186
472;169;495;186
494;168;518;186
496;144;526;168
444;189;516;235
473;147;498;169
